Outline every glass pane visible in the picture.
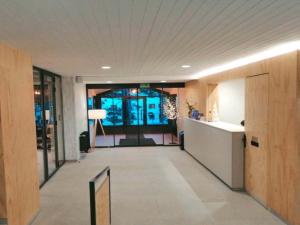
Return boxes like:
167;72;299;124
33;70;45;184
44;75;57;175
116;88;139;146
163;88;181;145
139;88;163;145
55;77;65;166
101;98;115;126
113;98;123;126
127;98;143;125
88;89;114;147
147;97;162;125
88;97;93;109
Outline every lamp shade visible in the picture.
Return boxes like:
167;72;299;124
88;109;106;120
45;110;50;120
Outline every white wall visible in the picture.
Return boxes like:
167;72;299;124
62;77;87;161
62;77;78;160
218;78;245;125
74;82;88;153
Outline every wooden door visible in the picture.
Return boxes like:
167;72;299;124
245;74;269;205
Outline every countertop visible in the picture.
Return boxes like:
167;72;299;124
185;118;245;133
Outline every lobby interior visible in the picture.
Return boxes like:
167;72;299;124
1;1;300;225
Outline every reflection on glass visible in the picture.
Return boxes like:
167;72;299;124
44;75;57;175
147;97;168;125
163;88;180;145
101;98;123;126
33;70;45;184
127;98;143;126
113;98;123;126
88;97;93;109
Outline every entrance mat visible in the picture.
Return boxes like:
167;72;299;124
119;138;156;146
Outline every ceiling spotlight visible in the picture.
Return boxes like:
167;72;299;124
181;65;191;68
106;81;113;83
101;66;111;70
160;80;167;83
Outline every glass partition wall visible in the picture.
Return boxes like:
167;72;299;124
87;84;184;147
33;67;65;186
33;70;45;184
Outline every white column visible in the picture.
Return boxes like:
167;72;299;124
62;77;80;160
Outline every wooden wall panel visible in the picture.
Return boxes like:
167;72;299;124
295;50;300;225
267;52;299;225
185;79;207;115
0;72;7;217
0;43;40;225
96;177;110;225
245;74;269;205
185;51;300;225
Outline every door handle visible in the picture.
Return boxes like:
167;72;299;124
250;136;259;147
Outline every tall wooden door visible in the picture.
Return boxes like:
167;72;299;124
245;74;269;205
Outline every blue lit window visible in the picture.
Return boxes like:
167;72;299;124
101;98;123;126
35;104;43;127
88;97;93;109
96;88;171;126
147;97;161;125
113;98;123;126
127;99;143;125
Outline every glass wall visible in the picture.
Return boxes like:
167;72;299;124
43;74;57;176
33;68;65;186
33;70;45;184
87;84;184;147
162;88;181;145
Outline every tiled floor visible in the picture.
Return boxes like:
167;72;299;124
31;147;286;225
37;149;57;184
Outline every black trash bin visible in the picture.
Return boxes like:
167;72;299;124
80;131;90;153
179;131;184;150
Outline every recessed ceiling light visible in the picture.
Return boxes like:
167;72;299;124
101;66;111;70
181;65;191;68
160;80;167;83
106;81;113;83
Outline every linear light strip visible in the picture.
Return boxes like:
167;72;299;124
191;41;300;79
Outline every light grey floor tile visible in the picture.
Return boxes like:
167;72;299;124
31;147;287;225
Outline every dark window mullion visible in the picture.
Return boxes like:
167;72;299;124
52;75;59;169
41;71;49;180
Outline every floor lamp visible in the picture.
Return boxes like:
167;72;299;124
88;109;107;148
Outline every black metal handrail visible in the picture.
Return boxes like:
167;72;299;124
89;166;111;225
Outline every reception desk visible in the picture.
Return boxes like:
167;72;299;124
184;118;245;189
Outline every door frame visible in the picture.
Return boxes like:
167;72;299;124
86;83;185;147
34;66;66;188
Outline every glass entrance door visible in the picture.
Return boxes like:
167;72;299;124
138;88;164;145
115;88;140;146
126;98;144;126
118;97;143;146
87;86;182;147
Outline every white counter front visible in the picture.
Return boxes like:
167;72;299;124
184;118;244;189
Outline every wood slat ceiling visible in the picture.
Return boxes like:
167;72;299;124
1;0;300;82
